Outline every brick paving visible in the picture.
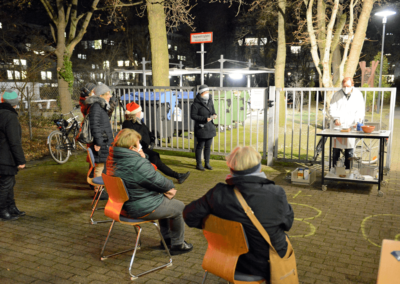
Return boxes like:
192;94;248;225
1;119;400;284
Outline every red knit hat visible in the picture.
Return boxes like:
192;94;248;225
126;102;142;115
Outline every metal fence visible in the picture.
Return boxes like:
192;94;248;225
111;86;270;156
273;87;397;169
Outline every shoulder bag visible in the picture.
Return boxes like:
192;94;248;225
234;187;299;284
76;114;93;144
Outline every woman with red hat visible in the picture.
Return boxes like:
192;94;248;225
122;102;190;184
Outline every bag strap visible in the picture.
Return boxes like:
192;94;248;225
234;187;277;253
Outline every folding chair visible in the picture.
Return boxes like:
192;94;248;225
87;148;110;224
201;215;266;284
100;173;172;280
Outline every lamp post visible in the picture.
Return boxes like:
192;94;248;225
375;10;396;113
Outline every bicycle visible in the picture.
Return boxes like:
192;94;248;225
47;107;87;164
308;109;386;166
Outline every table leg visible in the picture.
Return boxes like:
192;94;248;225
378;138;383;194
329;137;332;170
321;135;325;188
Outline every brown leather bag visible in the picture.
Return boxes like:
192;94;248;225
234;187;299;284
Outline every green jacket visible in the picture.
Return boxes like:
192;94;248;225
106;146;174;218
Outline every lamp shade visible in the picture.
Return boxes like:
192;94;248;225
375;10;396;17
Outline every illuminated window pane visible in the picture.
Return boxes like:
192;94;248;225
41;71;46;80
13;59;20;65
7;70;13;79
47;71;52;79
244;38;258;46
94;40;102;50
15;71;21;80
22;71;27;79
21;59;27;65
117;61;124;67
125;60;130;66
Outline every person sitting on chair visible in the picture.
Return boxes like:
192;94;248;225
183;146;294;280
105;128;193;255
122;102;190;184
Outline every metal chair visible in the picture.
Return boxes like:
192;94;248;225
201;215;266;284
100;173;172;281
87;148;110;224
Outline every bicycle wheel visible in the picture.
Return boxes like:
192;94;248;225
48;131;71;164
354;138;380;164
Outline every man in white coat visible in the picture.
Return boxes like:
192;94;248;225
329;77;365;169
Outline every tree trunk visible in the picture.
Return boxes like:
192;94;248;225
276;0;286;127
332;46;341;86
344;0;376;77
147;0;169;86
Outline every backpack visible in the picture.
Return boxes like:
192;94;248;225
76;114;93;144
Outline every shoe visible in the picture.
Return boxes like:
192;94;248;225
0;209;19;221
196;164;205;171
177;172;190;184
99;190;109;200
204;163;213;170
170;241;193;255
8;205;26;217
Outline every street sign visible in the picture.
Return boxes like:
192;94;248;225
190;32;213;44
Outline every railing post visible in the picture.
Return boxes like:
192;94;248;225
274;88;280;159
267;86;275;166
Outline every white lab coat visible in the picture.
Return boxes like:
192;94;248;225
329;88;365;149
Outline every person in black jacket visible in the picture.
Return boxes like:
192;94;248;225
122;102;190;184
190;85;217;171
183;146;294;280
86;84;114;180
0;90;27;221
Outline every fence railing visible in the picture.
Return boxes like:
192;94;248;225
111;86;269;156
273;87;396;170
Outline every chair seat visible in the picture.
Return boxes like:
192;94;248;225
234;271;264;282
119;215;153;223
92;177;104;185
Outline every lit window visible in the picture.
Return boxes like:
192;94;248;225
244;38;258;46
26;43;31;51
103;39;108;44
7;70;13;80
174;46;177;51
51;83;58;87
134;60;138;66
47;71;52;79
259;38;268;45
94;40;102;49
117;60;124;67
385;53;392;56
125;60;130;66
82;54;86;60
0;22;2;29
21;59;26;65
291;46;301;54
103;61;110;69
109;41;114;46
78;54;82;59
22;71;27;79
15;71;21;80
82;41;88;49
90;73;95;80
119;72;124;80
177;55;180;60
100;73;103;79
125;73;129;80
13;59;20;65
92;64;95;69
96;64;99;69
183;56;186;61
238;39;243;46
169;54;172;59
41;71;46;80
168;44;171;49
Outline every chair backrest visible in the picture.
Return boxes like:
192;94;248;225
101;173;130;221
87;148;96;168
202;215;249;283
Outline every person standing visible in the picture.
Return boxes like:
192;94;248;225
190;85;217;171
329;77;365;169
79;83;97;117
122;102;190;184
85;84;114;187
0;90;26;221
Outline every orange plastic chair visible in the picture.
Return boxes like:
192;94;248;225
87;148;110;224
100;173;172;280
201;215;266;284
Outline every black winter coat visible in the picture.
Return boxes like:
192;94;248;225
122;119;155;150
86;96;114;163
190;94;216;139
0;103;26;175
183;175;294;280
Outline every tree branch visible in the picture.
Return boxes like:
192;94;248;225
39;0;58;26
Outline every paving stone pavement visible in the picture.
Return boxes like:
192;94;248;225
1;119;400;284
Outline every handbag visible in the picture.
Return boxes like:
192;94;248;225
234;187;299;284
76;114;93;144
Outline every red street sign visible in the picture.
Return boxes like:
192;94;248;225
190;32;213;44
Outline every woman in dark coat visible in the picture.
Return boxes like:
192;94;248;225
85;84;114;179
183;146;294;281
190;84;217;171
122;102;190;184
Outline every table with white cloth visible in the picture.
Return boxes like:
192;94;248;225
316;129;390;196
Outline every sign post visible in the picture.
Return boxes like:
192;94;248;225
190;32;213;85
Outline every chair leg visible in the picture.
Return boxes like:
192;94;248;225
202;271;208;284
90;186;111;225
128;222;173;280
91;185;102;206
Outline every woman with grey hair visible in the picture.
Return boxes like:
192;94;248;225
183;146;294;280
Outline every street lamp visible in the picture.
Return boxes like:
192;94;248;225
375;9;396;113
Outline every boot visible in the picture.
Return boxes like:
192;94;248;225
8;205;26;217
177;172;190;184
0;209;19;221
196;163;205;171
204;162;213;170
